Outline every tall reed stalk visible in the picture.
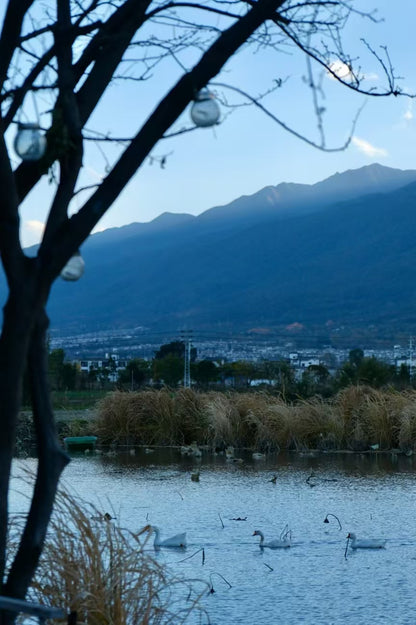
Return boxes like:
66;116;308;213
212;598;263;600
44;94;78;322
9;480;207;624
94;387;416;452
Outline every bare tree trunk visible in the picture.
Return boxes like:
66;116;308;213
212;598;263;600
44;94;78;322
0;294;34;589
4;309;69;600
0;276;70;625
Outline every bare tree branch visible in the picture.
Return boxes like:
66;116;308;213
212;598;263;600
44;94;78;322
44;0;288;266
42;0;84;246
0;120;24;280
213;80;363;150
0;0;35;89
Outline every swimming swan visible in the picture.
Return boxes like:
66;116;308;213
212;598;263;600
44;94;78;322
152;526;187;548
346;532;386;550
252;529;291;549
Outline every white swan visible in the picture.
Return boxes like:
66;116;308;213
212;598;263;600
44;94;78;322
253;529;291;549
152;526;187;549
346;532;386;550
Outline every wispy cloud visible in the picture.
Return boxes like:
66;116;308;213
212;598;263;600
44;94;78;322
403;101;413;121
352;136;388;158
391;100;413;131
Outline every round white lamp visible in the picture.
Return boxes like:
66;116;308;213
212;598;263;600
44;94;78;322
60;250;85;281
190;89;220;127
14;123;47;161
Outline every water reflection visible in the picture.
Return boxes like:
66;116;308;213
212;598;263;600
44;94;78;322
10;450;416;624
94;446;416;479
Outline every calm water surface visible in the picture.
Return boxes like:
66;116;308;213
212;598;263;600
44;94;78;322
10;450;416;624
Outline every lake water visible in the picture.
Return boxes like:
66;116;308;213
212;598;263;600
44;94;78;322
10;449;416;624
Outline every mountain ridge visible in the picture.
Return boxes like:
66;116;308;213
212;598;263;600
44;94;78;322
39;163;416;336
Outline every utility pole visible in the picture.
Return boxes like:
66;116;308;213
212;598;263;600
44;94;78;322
181;330;193;388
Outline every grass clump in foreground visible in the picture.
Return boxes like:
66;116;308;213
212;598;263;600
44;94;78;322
95;386;416;452
10;483;207;625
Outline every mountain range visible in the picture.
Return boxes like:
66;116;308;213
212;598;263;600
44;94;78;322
43;162;416;338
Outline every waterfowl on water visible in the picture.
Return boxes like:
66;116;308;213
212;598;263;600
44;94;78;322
229;457;243;464
180;445;192;456
180;443;201;458
225;446;235;460
346;532;386;550
191;470;200;482
190;441;202;458
152;526;187;549
225;446;243;463
252;452;265;460
252;529;291;549
91;512;114;522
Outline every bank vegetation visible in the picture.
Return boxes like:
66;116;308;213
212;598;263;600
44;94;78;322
94;386;416;454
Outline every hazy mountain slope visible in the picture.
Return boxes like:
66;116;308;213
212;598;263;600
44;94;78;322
196;162;416;224
87;212;195;247
46;164;416;333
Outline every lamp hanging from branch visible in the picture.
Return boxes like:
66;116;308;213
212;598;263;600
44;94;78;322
190;88;220;127
14;123;47;161
60;250;85;281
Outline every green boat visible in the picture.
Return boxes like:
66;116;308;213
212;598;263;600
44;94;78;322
64;436;98;452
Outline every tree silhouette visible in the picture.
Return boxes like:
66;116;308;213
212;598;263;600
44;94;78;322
0;0;408;609
154;341;196;362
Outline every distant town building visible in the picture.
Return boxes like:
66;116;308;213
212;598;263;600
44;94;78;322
78;352;127;382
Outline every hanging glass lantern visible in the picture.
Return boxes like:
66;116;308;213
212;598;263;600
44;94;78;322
190;88;220;127
14;122;47;161
60;250;85;281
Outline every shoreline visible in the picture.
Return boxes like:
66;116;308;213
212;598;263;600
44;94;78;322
17;406;415;457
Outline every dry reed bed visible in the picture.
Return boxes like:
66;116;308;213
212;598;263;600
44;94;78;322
9;482;206;625
95;386;416;452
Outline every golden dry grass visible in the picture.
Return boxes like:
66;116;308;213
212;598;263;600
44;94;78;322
289;398;342;451
334;386;411;449
204;393;236;449
94;386;416;452
10;484;206;625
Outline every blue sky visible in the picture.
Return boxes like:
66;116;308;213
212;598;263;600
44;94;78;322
17;1;416;247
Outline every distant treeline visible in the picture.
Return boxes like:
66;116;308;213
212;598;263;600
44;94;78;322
44;344;415;402
95;386;416;454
